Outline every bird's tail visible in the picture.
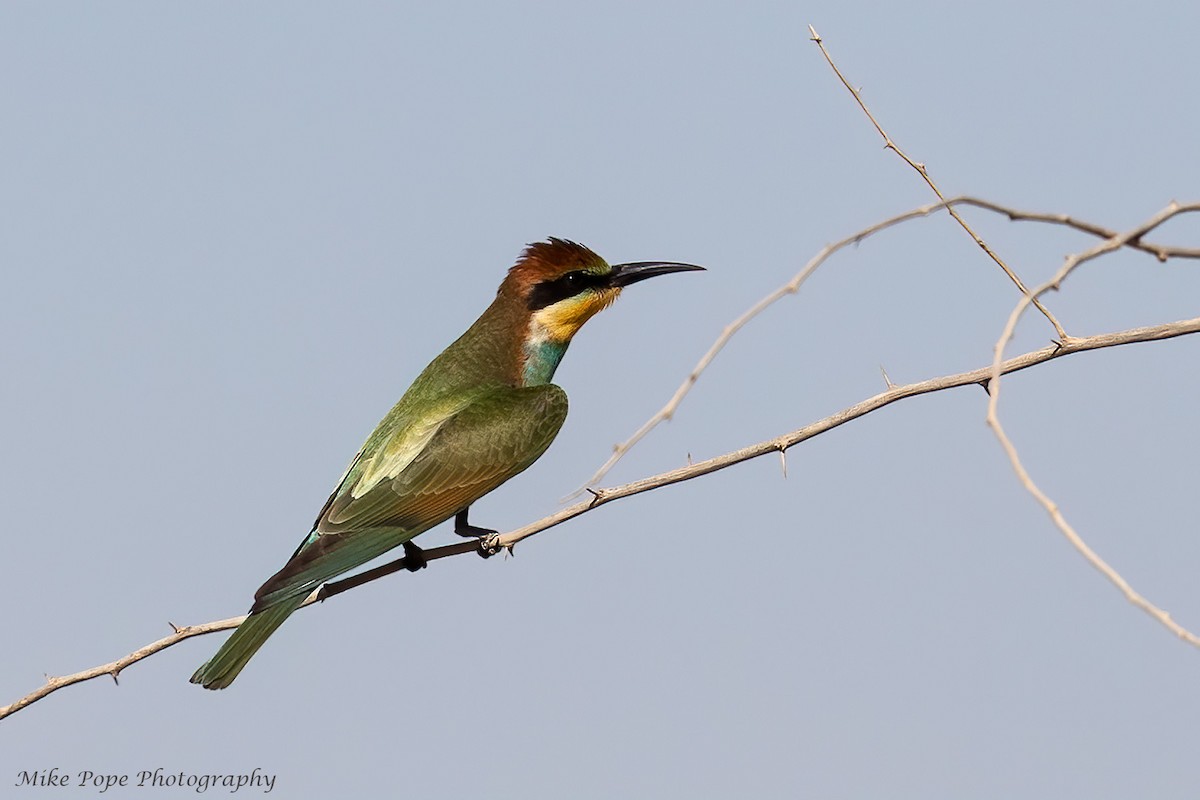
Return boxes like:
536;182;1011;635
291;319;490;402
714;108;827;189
189;594;307;690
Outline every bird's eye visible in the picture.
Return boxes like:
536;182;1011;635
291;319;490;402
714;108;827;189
527;270;601;311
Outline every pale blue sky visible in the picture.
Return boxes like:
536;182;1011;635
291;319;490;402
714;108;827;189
4;2;1199;797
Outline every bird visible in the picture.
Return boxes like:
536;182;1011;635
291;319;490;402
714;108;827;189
190;238;704;689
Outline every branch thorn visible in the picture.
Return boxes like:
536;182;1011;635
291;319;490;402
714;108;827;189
585;487;604;508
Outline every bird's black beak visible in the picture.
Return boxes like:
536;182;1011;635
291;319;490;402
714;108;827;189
609;261;706;287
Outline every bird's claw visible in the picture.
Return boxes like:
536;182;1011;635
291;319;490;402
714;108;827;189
477;532;503;559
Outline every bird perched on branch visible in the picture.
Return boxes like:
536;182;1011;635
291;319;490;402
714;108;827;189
191;239;704;689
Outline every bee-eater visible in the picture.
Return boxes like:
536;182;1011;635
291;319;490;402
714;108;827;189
190;238;703;689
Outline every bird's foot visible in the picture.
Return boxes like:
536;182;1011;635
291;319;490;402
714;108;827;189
402;540;428;572
455;509;500;559
476;532;503;560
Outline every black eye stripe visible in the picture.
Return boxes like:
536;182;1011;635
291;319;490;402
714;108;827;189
527;270;610;311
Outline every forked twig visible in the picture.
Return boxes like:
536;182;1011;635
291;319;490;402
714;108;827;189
808;24;1067;340
986;202;1200;647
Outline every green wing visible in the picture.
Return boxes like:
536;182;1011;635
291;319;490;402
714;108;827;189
253;383;567;608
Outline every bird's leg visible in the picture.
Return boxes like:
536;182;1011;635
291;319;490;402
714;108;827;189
402;540;428;572
455;507;498;539
455;507;501;559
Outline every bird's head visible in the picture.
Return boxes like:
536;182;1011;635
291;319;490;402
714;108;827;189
497;238;704;386
501;238;704;342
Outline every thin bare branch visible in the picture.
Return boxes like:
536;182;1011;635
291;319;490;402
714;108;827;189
955;197;1200;263
578;195;1194;490
808;24;1067;339
4;314;1196;722
0;540;481;721
524;315;1200;548
986;202;1200;647
0;616;246;721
